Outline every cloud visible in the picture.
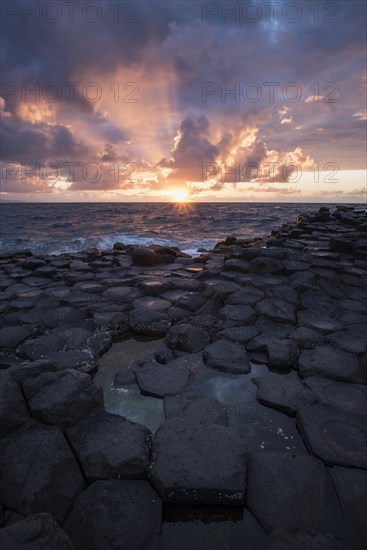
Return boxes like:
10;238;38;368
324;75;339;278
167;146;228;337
158;113;218;182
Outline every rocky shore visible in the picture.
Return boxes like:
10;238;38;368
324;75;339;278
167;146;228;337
0;205;366;549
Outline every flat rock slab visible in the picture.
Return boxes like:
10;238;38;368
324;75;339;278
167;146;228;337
45;351;95;373
203;340;251;374
297;310;343;334
297;404;367;468
135;361;190;398
255;299;296;324
66;409;152;481
0;326;34;349
226;287;264;305
7;359;64;385
330;466;367;541
298;346;364;383
0;420;85;523
128;308;171;337
246;452;326;533
0;513;74;550
247;334;298;370
252;373;317;415
164;392;228;426
102;286;142;302
64;480;161;550
0;380;30;437
22;369;103;429
303;377;367;416
165;323;210;352
220;304;257;323
265;528;364;550
149;417;247;504
20;333;66;360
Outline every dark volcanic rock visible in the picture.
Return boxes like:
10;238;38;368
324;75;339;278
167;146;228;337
297;403;367;468
298;346;364;383
149;417;247;504
128;308;171;337
0;513;74;550
20;333;66;360
0;380;30;437
165;323;210;352
0;326;34;349
135;361;190;397
164;392;228;425
102;286;142;303
8;359;63;385
249;257;284;275
22;369;103;429
246;452;326;532
202;340;251;374
303;377;367;416
64;480;161;550
330;466;367;541
252;373;317;415
247;334;298;370
255;298;296;324
0;420;85;522
66;409;152;481
219;304;257;323
265;528;364;550
45;350;95;373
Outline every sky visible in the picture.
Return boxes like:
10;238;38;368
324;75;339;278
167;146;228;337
0;0;366;202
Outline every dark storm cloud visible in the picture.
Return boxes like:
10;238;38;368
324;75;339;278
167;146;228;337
0;115;89;162
0;0;198;113
158;113;218;182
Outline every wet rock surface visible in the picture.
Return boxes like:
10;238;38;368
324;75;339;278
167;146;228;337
64;480;162;550
1;205;366;548
66;409;152;481
265;528;364;550
246;452;326;532
149;417;247;504
0;420;85;523
0;513;74;550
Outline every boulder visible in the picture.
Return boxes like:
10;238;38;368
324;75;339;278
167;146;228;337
203;340;251;374
0;513;74;550
330;466;367;541
297;403;367;468
135;361;189;398
8;359;63;385
255;298;296;324
303;377;367;416
64;480;161;550
249;257;284;275
0;380;29;437
220;304;257;323
102;286;142;303
165;323;210;352
0;420;85;522
0;326;34;349
128;308;171;337
149;417;247;504
66;409;152;481
22;369;103;428
252;373;317;415
246;452;326;533
298;346;364;383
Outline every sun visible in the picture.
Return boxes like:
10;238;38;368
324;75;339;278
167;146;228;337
169;190;189;203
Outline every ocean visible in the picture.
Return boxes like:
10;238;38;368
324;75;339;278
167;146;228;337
0;202;358;257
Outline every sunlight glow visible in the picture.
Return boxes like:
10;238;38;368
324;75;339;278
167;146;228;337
169;190;189;203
